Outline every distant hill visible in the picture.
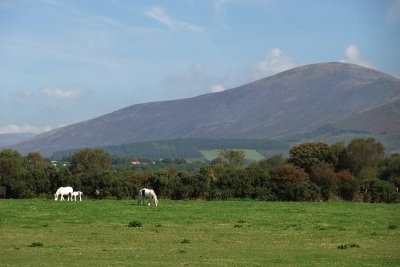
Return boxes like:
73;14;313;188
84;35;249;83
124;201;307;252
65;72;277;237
11;62;400;157
0;132;36;148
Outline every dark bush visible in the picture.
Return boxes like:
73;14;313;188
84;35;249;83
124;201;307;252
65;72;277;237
361;178;400;203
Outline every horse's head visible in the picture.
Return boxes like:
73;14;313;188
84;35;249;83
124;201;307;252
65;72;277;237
154;198;158;206
54;193;58;200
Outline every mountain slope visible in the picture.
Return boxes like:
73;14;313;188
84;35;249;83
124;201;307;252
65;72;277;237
333;97;400;135
12;62;400;156
0;132;36;148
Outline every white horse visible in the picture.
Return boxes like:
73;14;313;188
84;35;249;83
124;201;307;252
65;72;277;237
71;191;83;201
54;186;73;201
138;188;158;206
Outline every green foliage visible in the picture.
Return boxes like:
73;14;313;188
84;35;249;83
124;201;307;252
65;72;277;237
28;242;44;247
337;243;360;249
128;220;143;228
211;149;245;169
379;153;400;181
70;148;112;174
337;171;357;201
361;178;400;203
346;138;385;175
310;162;338;200
325;142;347;171
289;142;329;172
52;138;288;161
0;149;23;197
1;137;399;203
201;149;265;162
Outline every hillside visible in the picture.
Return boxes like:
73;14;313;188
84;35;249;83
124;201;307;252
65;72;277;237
11;62;400;157
0;132;36;148
333;97;400;135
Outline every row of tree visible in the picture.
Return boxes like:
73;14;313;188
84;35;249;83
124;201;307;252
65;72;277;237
0;138;399;202
52;138;288;160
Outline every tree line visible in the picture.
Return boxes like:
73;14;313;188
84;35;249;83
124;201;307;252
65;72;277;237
51;138;288;160
0;137;399;203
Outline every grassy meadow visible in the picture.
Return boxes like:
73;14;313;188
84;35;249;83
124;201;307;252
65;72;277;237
0;199;399;266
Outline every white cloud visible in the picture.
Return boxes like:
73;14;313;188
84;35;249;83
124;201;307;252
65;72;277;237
211;84;225;93
253;48;297;79
41;87;80;98
146;6;203;33
0;124;52;134
340;44;373;68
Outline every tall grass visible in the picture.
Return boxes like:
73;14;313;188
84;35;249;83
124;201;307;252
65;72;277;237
0;199;399;266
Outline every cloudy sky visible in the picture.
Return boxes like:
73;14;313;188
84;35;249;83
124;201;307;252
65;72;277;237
1;0;399;134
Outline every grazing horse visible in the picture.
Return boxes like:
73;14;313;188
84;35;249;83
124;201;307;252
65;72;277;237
54;186;73;201
138;188;158;206
71;191;83;201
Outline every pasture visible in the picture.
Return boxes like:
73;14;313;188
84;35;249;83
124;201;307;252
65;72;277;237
0;199;399;266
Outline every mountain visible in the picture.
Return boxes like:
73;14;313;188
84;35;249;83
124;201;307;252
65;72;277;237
0;132;36;148
11;62;400;157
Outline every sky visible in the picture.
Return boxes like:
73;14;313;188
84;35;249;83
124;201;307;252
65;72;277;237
1;0;400;134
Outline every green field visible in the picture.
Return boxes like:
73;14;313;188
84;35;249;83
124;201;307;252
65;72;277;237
200;149;265;161
0;199;399;266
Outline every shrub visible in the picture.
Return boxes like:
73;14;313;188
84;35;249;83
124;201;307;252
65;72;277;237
337;171;357;201
128;220;143;228
310;163;338;201
29;242;44;247
337;243;360;249
361;178;400;203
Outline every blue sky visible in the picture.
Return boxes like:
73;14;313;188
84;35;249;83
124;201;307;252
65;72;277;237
1;0;399;134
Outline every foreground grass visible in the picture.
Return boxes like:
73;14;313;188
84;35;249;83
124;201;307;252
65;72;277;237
0;199;399;266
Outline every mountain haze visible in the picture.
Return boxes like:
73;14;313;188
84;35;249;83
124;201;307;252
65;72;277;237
12;62;400;157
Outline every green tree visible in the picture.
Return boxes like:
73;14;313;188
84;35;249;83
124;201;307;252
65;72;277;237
0;149;24;198
346;138;384;175
288;142;329;173
325;142;347;171
270;164;310;201
336;171;357;201
70;148;112;174
23;152;48;171
211;150;245;170
379;153;400;182
310;162;338;200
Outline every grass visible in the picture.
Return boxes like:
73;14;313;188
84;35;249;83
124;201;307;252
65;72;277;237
200;149;265;161
0;199;399;266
